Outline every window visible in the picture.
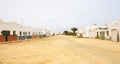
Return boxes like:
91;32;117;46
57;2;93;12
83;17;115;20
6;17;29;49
26;32;27;36
23;32;26;36
29;32;30;36
13;31;16;36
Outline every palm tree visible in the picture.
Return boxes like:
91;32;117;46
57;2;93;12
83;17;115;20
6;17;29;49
71;27;78;36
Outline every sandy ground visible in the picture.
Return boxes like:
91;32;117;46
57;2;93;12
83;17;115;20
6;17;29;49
0;35;120;64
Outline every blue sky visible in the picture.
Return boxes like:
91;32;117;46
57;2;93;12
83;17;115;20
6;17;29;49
0;0;120;32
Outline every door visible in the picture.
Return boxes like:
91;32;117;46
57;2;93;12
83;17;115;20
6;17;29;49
101;31;105;40
117;32;119;42
96;32;99;38
111;29;117;42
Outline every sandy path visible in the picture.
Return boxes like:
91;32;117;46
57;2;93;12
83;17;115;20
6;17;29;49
0;35;120;64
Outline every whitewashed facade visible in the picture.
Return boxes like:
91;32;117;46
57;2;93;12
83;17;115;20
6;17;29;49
106;21;119;42
77;27;90;38
77;24;109;40
96;26;109;40
0;20;50;41
89;24;98;38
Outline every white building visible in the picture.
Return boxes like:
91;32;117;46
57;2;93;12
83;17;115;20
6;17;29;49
77;24;109;40
40;29;50;37
106;20;119;42
0;20;19;41
89;24;98;38
96;26;109;40
0;19;50;42
8;22;21;36
77;27;90;38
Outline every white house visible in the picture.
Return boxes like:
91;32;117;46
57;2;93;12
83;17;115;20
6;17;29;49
76;27;84;37
0;20;19;41
40;28;50;37
77;24;109;40
77;27;90;38
106;20;119;42
8;22;20;36
89;24;98;38
96;26;109;40
0;19;51;42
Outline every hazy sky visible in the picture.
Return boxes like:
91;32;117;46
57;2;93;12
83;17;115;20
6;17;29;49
0;0;120;32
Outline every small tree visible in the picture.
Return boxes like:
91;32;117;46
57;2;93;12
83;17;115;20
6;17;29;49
71;27;78;36
63;30;69;35
68;32;73;35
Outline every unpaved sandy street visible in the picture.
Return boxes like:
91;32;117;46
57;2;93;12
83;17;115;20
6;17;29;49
0;35;120;64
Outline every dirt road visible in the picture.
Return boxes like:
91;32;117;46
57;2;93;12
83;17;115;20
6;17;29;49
0;35;120;64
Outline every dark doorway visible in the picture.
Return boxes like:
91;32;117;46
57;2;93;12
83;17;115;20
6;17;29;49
13;31;16;36
117;32;119;42
97;32;99;38
29;32;30;36
20;31;22;36
1;30;10;41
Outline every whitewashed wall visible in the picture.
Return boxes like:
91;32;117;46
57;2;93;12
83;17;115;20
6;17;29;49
89;25;98;38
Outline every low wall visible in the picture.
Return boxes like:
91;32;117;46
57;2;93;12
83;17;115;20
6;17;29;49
32;35;38;38
19;36;32;40
19;36;25;40
8;35;18;41
27;36;32;39
0;35;5;42
32;35;46;39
